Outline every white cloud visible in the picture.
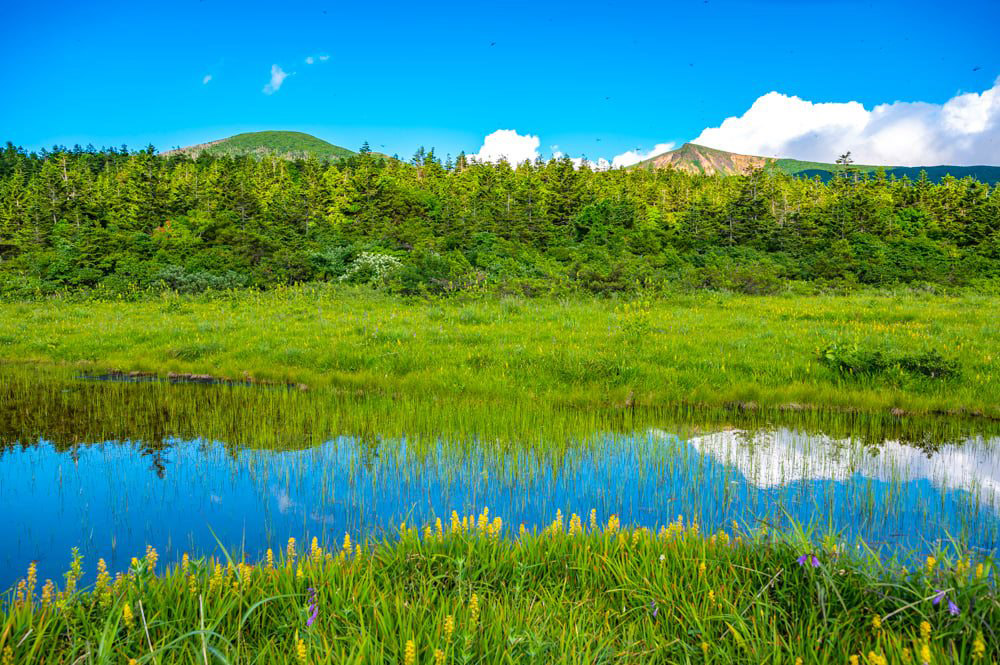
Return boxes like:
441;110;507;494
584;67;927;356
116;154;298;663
202;74;212;85
305;55;329;65
305;56;315;65
551;147;612;171
611;142;677;168
690;78;1000;166
469;129;540;165
262;64;290;95
319;55;330;61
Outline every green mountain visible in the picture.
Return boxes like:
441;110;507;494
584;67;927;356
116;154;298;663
636;143;1000;184
161;131;356;161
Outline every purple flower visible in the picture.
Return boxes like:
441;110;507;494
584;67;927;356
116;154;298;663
931;589;960;616
797;553;820;568
305;587;318;627
650;600;658;618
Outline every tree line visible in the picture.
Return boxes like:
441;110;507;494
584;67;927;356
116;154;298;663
0;141;998;298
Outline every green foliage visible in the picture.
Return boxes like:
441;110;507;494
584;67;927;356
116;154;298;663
1;144;998;299
819;342;961;380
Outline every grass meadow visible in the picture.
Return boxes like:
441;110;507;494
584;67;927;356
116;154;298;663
0;286;998;418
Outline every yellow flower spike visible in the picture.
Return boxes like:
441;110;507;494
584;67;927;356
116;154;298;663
700;641;709;656
434;648;445;665
423;525;433;541
310;537;321;564
519;523;527;538
39;579;53;605
469;593;480;627
435;518;443;541
972;633;986;660
919;643;931;664
404;639;416;665
920;621;931;642
707;589;716;605
925;556;936;574
2;646;12;665
266;548;274;569
451;511;460;534
795;658;803;665
850;655;859;665
296;635;308;664
123;602;135;630
443;614;455;642
287;537;297;564
975;563;984;579
902;647;912;662
871;614;882;630
698;561;707;576
181;552;189;574
145;545;158;572
590;509;597;531
355;544;362;559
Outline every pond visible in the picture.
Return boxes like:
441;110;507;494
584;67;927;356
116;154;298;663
1;371;998;591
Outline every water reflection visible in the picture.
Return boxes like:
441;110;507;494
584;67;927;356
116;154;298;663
1;428;998;591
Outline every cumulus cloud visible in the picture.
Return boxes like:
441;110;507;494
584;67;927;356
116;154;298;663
611;142;677;168
551;146;611;171
691;78;1000;166
202;74;212;85
262;64;289;95
469;129;541;164
305;56;315;65
305;55;329;65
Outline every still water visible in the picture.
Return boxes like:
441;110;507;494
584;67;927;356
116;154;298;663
2;426;998;591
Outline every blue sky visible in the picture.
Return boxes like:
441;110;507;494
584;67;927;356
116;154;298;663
4;0;999;165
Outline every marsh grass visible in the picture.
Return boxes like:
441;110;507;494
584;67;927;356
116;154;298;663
1;286;998;418
1;514;997;664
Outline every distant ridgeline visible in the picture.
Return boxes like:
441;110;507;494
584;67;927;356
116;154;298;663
0;133;998;298
637;143;1000;185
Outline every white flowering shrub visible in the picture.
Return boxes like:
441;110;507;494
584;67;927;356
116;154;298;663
340;252;403;287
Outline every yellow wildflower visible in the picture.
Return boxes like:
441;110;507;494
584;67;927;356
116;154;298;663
451;511;460;534
850;656;860;665
434;648;445;665
871;614;882;630
145;545;158;572
2;647;12;665
698;561;707;576
795;659;803;665
287;537;297;564
607;514;620;533
920;621;931;642
404;639;416;665
469;593;480;627
266;548;274;569
424;525;433;541
590;508;598;531
182;552;190;573
707;589;716;605
435;518;443;541
296;636;307;664
975;562;984;579
41;579;54;605
311;537;321;563
919;643;931;664
972;633;985;660
867;652;887;665
443;614;455;642
902;647;911;662
343;532;352;555
925;556;936;574
123;602;134;630
700;641;709;655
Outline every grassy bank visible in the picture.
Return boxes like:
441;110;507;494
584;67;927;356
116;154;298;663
1;286;997;418
2;513;995;664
